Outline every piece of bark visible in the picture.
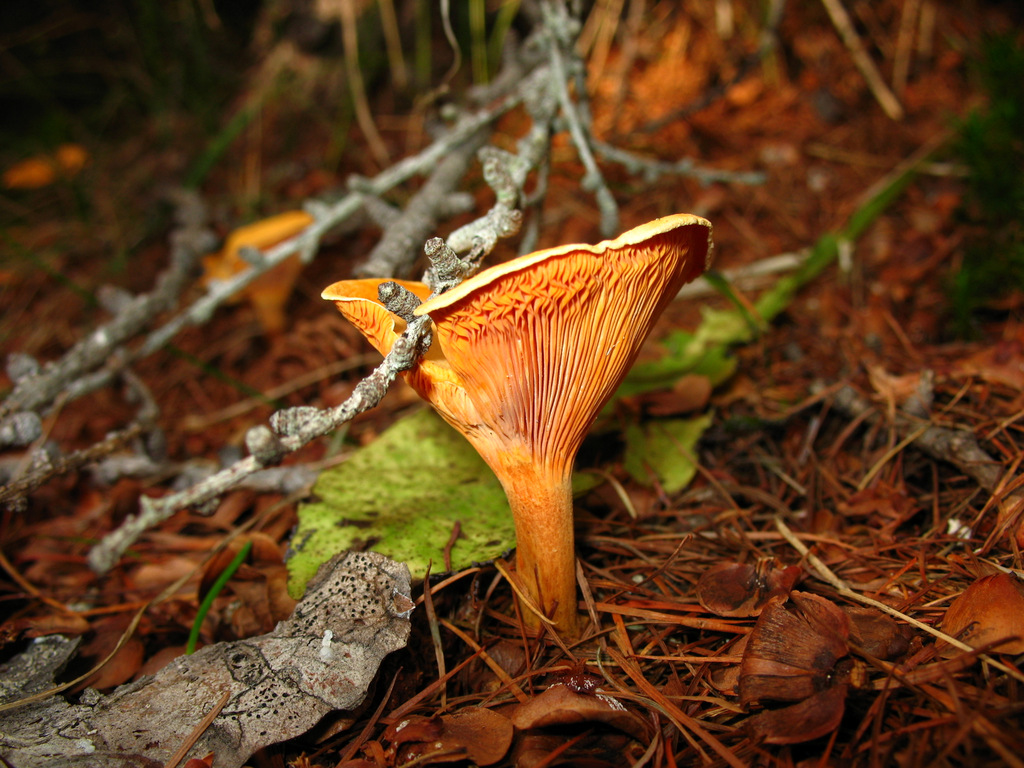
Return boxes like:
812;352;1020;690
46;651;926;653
0;635;81;705
0;551;412;768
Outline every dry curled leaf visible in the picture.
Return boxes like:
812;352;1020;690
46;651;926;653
510;683;648;741
941;572;1024;656
740;592;850;704
739;592;852;745
383;715;443;747
386;708;513;766
845;605;911;660
635;373;713;416
745;683;848;745
463;639;527;695
837;483;920;542
708;634;749;695
697;559;801;617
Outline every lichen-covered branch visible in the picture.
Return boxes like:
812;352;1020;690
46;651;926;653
541;0;620;238
353;129;485;278
85;46;570;573
0;191;212;425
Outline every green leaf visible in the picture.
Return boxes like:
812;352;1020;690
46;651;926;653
287;408;514;597
623;412;715;495
616;328;737;400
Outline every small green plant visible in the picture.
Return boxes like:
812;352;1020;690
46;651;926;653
949;35;1024;337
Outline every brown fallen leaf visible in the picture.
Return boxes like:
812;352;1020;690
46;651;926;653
740;592;850;704
867;364;923;418
697;559;802;617
636;373;713;416
745;683;849;745
195;533;296;641
10;610;91;639
957;328;1024;390
510;729;634;768
382;714;442;748
708;634;750;695
510;682;648;741
941;572;1024;656
78;627;146;691
385;708;513;766
844;605;911;660
463;638;528;694
739;592;852;744
837;482;920;542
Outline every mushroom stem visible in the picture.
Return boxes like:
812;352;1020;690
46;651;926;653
497;457;579;636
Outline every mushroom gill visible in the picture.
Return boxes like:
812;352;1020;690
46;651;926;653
324;214;713;636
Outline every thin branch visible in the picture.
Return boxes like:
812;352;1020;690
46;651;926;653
593;140;767;187
820;0;904;120
0;190;211;422
542;0;620;237
0;423;145;509
87;132;547;572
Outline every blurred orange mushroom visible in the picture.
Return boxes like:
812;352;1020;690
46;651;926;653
202;210;313;334
3;143;89;189
323;214;713;635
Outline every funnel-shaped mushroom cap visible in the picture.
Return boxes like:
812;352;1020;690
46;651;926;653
412;213;712;473
323;213;713;633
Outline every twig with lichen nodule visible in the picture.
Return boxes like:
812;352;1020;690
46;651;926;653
86;311;432;573
87;175;525;573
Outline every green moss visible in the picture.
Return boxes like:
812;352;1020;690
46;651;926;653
949;35;1024;337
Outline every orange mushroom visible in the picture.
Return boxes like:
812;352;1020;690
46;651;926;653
323;214;713;635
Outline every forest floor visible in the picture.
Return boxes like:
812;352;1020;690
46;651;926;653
2;1;1024;766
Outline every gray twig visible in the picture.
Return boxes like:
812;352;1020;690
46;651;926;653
354;128;486;277
0;191;212;422
541;0;620;237
87;310;433;573
0;424;146;510
87;126;552;572
593;140;767;187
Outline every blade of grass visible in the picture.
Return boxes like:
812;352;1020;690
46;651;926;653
184;103;259;189
186;540;253;654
